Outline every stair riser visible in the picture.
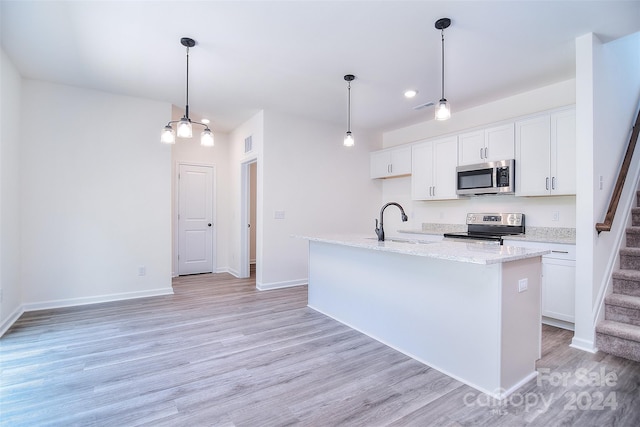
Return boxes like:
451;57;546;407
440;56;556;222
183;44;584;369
627;232;640;247
596;333;640;363
619;254;640;269
605;304;640;326
633;212;640;227
613;278;640;297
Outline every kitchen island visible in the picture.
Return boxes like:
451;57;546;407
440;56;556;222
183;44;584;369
301;235;549;399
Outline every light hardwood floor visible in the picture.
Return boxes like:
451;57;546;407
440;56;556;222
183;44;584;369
1;271;639;426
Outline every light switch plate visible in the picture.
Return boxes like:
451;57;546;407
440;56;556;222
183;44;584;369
518;278;528;292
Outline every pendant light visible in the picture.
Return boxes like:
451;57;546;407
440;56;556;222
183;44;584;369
435;18;451;121
343;74;355;147
161;37;214;147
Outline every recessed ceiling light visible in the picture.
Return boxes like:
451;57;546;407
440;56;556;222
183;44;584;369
201;118;210;124
404;90;418;98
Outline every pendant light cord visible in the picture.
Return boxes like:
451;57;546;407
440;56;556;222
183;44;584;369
347;81;352;132
441;29;445;100
185;45;190;119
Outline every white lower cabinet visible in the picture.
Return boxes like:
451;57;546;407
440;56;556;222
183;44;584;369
503;239;576;329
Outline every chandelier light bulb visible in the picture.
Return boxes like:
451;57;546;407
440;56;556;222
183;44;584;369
161;125;176;144
200;128;214;147
177;117;192;138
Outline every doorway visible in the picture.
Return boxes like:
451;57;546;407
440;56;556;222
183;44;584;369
177;163;215;275
240;159;257;278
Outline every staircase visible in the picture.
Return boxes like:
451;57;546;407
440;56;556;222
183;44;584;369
595;191;640;362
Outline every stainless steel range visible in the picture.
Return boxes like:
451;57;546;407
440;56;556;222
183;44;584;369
443;213;525;245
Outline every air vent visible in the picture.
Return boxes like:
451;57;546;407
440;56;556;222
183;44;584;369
244;136;253;153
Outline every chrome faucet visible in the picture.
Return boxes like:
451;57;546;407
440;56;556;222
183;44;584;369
375;202;408;241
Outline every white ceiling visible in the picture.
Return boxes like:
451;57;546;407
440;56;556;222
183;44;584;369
2;1;639;134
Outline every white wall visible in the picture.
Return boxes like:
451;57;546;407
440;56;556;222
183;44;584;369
227;110;382;289
260;111;382;288
0;48;23;332
19;81;173;308
170;105;231;275
574;31;640;351
380;80;577;237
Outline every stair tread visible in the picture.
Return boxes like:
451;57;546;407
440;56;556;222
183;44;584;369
596;320;640;342
605;293;640;309
626;226;640;234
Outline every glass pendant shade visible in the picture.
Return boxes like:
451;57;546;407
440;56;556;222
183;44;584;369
343;131;354;147
177;117;193;138
435;99;451;121
161;125;176;144
200;128;214;147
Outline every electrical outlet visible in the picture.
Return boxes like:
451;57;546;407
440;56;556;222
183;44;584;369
274;211;285;220
552;211;560;221
138;266;146;276
518;278;528;293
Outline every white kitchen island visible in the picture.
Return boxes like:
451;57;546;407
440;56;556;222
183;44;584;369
301;235;549;399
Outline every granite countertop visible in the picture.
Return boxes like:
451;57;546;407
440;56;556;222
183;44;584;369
297;234;549;265
399;224;576;245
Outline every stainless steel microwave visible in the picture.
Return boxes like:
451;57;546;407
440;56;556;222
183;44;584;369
456;159;515;196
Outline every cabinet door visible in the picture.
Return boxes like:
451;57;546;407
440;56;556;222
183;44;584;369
550;108;576;195
370;150;391;179
390;146;412;176
542;258;576;323
433;136;459;200
411;142;434;200
485;123;515;162
458;130;485;165
515;115;551;196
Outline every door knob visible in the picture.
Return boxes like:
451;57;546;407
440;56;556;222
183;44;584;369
208;223;212;227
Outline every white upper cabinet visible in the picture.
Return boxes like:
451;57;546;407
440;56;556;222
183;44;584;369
411;136;458;200
370;145;412;179
515;107;576;196
458;123;514;166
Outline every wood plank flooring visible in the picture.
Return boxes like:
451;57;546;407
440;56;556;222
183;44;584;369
1;271;640;426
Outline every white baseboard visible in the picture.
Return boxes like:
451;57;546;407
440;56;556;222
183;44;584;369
542;317;575;331
21;287;174;313
570;337;597;353
0;305;25;337
257;278;308;291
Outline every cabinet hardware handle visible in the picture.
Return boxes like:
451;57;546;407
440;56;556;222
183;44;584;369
480;148;484;159
546;177;549;190
484;147;488;159
432;186;436;197
551;176;556;190
551;250;569;254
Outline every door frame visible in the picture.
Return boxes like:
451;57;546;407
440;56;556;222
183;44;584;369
240;158;257;279
174;161;217;276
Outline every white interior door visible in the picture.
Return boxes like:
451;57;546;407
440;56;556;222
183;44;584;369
178;164;214;275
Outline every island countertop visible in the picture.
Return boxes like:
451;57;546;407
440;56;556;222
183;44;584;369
297;234;549;265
